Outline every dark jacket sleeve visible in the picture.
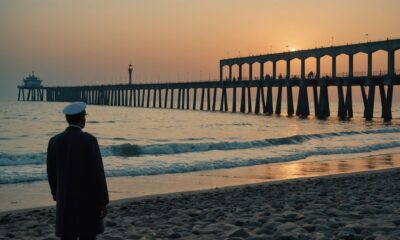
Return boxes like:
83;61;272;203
46;138;57;201
91;137;109;207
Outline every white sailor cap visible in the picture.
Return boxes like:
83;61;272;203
63;101;87;115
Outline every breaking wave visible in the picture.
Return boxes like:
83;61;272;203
1;127;400;167
1;140;400;184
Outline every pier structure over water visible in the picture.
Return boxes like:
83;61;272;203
18;39;400;121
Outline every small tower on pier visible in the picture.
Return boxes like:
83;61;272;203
128;64;133;85
22;71;42;87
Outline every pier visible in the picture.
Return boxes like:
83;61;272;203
18;39;400;121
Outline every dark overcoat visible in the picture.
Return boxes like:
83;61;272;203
47;126;109;237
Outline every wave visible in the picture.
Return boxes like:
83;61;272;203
1;141;400;184
101;127;400;157
1;127;400;167
0;153;46;166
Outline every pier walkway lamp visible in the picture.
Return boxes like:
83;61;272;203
128;64;133;85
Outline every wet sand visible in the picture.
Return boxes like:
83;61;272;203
1;167;400;239
1;151;400;212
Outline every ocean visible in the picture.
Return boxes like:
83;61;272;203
1;98;400;185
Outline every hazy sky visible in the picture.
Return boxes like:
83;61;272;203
1;0;400;100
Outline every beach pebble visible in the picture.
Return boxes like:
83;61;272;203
344;223;364;234
336;228;356;240
226;228;250;238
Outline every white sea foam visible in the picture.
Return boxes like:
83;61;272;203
1;140;400;184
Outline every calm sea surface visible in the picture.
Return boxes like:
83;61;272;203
1;98;400;184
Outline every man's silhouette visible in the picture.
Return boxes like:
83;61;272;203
47;102;109;240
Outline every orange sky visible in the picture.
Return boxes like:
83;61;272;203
1;0;400;99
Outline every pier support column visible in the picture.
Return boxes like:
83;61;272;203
275;85;282;115
146;89;151;107
18;88;21;101
296;80;309;117
240;84;246;113
27;89;31;101
254;83;261;114
193;88;197;110
200;88;205;110
318;80;330;119
129;89;133;107
177;88;181;109
260;86;266;114
118;89;122;106
141;89;145;107
364;84;375;121
360;85;367;114
265;83;273;115
247;83;252;113
164;89;169;108
384;85;393;122
212;87;217;111
301;58;306;80
125;89;129;106
316;57;321;79
220;86;227;112
286;59;294;116
110;90;114;106
181;88;186;109
207;87;211;110
170;89;174;109
345;85;353;118
133;89;137;107
116;89;120;106
22;89;26;101
137;89;141;107
232;87;237;112
337;81;346;120
153;89;157;108
272;61;277;80
186;88;190;109
379;85;392;122
313;85;319;117
159;88;162;108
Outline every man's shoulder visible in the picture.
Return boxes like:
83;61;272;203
49;131;64;143
83;132;98;143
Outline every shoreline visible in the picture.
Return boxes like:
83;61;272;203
1;150;400;213
2;166;397;216
1;167;400;239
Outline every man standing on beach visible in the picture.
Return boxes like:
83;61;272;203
47;102;109;240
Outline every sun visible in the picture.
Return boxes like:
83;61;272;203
290;48;296;52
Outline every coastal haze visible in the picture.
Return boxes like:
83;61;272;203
1;0;400;100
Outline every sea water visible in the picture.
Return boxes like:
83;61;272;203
1;98;400;185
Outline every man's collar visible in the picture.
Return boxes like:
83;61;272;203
68;124;82;129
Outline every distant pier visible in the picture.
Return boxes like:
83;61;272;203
18;39;400;122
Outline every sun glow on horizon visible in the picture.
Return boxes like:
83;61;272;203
290;48;297;52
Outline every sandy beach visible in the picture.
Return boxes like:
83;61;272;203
1;167;400;239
